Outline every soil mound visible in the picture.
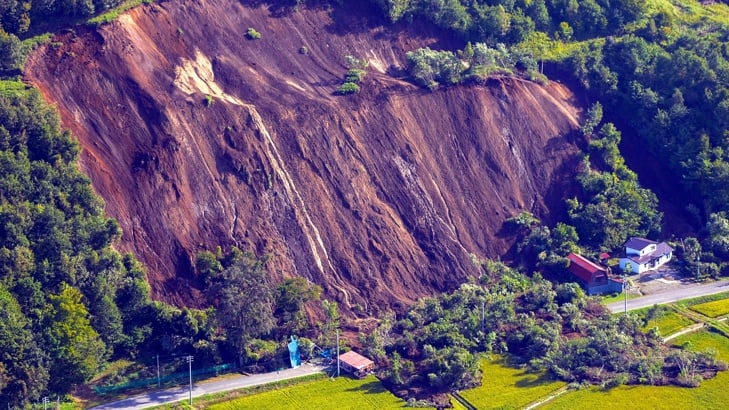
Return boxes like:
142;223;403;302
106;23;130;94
26;0;584;310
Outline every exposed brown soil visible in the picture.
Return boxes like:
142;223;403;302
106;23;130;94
25;0;585;311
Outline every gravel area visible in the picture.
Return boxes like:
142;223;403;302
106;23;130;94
634;265;688;295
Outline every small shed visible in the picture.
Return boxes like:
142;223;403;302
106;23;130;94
599;252;611;265
567;253;622;295
339;350;375;378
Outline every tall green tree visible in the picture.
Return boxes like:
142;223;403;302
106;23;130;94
44;283;105;393
0;284;48;408
205;253;275;364
275;277;321;335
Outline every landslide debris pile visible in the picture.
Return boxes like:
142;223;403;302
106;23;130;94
26;0;583;310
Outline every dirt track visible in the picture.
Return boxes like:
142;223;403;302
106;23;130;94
25;0;585;310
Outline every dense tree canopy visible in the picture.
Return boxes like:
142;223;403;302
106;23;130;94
0;86;156;406
367;260;725;394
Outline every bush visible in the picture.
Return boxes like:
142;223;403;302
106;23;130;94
336;82;360;95
345;69;366;83
246;28;261;40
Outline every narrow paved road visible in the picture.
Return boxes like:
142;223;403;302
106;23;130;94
89;363;326;410
607;280;729;313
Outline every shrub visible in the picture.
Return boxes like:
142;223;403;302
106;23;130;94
336;82;360;95
246;28;261;40
344;69;366;83
299;46;309;55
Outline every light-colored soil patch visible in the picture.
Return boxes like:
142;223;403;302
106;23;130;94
174;50;245;105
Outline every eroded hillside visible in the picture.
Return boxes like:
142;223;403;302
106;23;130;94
26;0;584;310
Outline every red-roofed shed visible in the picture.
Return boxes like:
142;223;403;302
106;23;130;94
567;253;608;287
339;350;375;377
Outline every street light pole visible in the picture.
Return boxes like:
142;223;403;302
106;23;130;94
156;354;160;388
186;355;194;405
336;329;340;377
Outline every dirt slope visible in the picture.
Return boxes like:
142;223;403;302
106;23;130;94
26;0;584;311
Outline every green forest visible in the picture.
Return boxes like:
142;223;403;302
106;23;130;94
2;0;729;407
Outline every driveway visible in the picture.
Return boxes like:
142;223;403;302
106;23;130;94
89;363;326;410
607;280;729;313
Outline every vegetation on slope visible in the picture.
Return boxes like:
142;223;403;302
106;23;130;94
0;83;156;406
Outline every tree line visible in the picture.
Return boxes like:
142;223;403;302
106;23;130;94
0;85;155;406
0;0;126;35
368;0;645;44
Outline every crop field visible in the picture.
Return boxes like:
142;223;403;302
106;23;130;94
449;396;469;410
541;330;729;409
690;299;729;318
458;356;564;409
205;375;408;410
642;310;694;336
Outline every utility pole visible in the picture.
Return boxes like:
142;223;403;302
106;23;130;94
624;277;628;315
623;262;632;315
697;255;701;280
186;355;194;405
481;300;485;334
336;329;340;377
156;354;160;388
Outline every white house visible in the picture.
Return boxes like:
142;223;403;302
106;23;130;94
619;237;673;274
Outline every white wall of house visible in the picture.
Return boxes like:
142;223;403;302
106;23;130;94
619;253;672;274
619;258;643;274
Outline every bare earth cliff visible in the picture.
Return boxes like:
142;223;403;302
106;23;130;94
26;0;584;310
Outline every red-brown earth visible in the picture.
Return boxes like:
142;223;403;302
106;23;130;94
26;0;585;312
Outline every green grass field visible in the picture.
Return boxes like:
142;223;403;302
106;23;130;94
458;356;565;409
541;330;729;410
642;310;695;336
690;299;729;318
602;291;641;306
205;375;408;410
